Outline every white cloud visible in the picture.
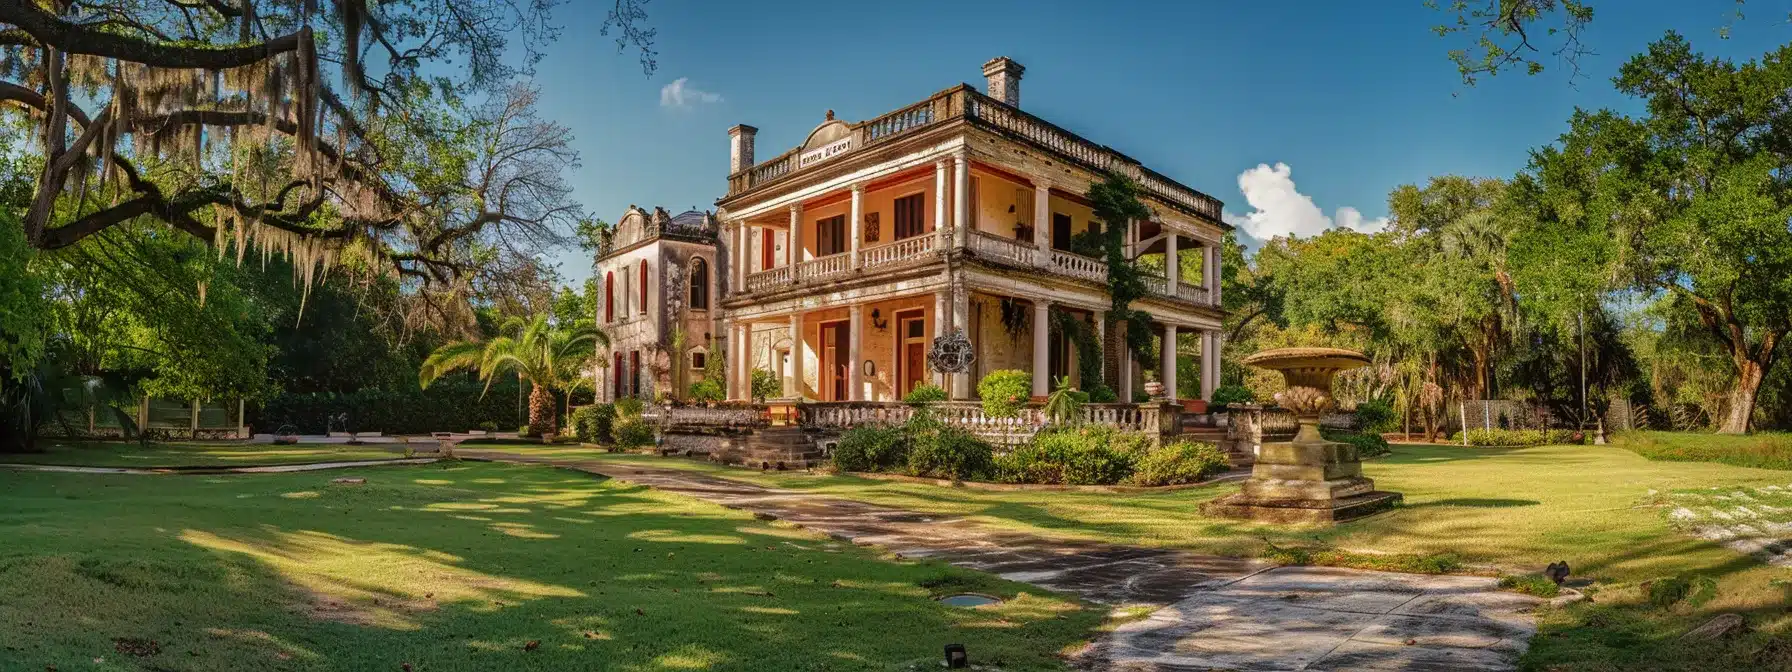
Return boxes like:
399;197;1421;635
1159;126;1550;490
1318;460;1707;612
1221;163;1388;243
659;77;723;108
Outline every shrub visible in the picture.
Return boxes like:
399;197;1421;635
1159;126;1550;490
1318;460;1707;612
1323;429;1391;458
1129;440;1230;486
1353;399;1397;434
997;426;1151;485
832;425;909;472
478;420;497;432
256;377;527;435
1086;385;1117;403
750;369;782;401
614;396;645;420
688;378;725;404
1497;574;1562;598
977;369;1033;418
570;404;616;443
905;414;994;480
1453;428;1585;447
1211;384;1255;408
614;421;656;448
902;383;948;406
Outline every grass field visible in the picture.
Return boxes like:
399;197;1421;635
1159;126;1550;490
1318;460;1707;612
0;461;1103;671
558;444;1792;671
0;440;403;468
1614;430;1792;471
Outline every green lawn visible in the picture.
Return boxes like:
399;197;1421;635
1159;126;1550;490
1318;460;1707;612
0;441;404;468
1614;430;1792;471
0;461;1103;671
565;443;1792;671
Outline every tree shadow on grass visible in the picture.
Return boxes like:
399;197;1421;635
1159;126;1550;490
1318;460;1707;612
1405;498;1542;509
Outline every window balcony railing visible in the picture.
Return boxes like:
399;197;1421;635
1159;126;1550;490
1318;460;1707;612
745;265;790;293
966;230;1034;266
861;233;939;269
1048;249;1107;283
798;251;852;280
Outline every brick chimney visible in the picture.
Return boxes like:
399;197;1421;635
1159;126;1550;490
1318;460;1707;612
982;57;1025;107
728;124;757;174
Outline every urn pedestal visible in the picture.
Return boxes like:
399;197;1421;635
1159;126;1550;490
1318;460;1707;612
1201;347;1402;524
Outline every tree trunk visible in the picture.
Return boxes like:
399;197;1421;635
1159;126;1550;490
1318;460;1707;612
527;383;556;437
1716;358;1765;435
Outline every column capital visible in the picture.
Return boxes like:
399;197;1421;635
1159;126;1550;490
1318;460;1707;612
850;182;865;194
1033;177;1052;190
788;202;803;215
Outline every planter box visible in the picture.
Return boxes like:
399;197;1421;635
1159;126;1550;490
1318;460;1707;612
1181;399;1208;414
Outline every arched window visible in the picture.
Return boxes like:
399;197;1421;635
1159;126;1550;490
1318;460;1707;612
689;257;710;310
604;272;615;322
638;260;649;312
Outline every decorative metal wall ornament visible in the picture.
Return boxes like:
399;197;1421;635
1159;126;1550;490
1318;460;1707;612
864;212;880;243
928;329;976;374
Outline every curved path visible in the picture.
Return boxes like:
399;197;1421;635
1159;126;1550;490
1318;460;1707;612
457;448;1543;672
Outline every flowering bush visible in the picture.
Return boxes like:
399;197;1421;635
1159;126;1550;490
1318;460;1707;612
976;369;1033;418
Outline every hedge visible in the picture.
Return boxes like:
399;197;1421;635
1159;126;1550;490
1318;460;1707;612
256;378;527;434
1451;428;1587;447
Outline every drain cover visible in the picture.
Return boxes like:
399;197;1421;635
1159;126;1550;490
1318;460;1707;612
937;593;1001;607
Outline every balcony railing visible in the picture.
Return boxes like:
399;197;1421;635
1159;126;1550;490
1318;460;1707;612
725;86;1222;222
789;401;1171;447
1048;249;1106;282
745;265;790;292
799;251;852;280
967;230;1034;265
861;233;939;269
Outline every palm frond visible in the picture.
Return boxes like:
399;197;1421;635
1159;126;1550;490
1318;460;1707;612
419;341;487;389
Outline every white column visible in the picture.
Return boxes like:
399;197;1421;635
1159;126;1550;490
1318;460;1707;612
952;151;970;249
1201;330;1220;401
848;304;864;400
1093;310;1106;388
1032;299;1051;397
950;285;971;399
849;184;864;268
934;160;949;237
730;221;743;292
1162;323;1178;402
787;313;804;399
741;324;754;400
1206;243;1221;306
788;203;803;279
1032;180;1051;266
1166;231;1179;287
1118;337;1134;403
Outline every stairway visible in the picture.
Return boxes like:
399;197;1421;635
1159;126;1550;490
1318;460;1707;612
741;427;825;470
1180;416;1254;470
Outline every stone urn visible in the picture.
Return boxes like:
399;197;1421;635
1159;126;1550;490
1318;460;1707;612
1201;347;1402;524
1143;381;1165;398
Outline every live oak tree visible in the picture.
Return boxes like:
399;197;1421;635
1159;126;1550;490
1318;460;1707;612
0;0;654;302
1524;33;1792;434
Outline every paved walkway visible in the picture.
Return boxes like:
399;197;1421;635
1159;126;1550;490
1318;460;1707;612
461;449;1542;671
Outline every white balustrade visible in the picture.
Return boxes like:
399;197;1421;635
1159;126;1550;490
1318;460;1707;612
799;252;852;279
860;234;937;269
1176;281;1213;305
967;230;1033;265
1049;249;1106;282
745;266;790;292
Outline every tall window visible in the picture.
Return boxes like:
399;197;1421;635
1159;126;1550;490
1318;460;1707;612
638;260;649;313
613;352;625;398
815;215;847;256
604;272;615;322
689;257;710;310
1051;213;1073;251
761;228;775;270
894;193;925;240
619;273;630;318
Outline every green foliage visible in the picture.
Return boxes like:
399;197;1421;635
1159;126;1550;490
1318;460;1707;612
419;314;608;433
831;425;910;473
0;212;46;388
1211;384;1255;408
1086;385;1117;403
902;383;947;406
904;413;994;480
1128;440;1229;486
1453;428;1584;447
996;426;1150;485
614;396;645;419
1322;429;1392;458
750;368;781;401
1498;574;1562;598
1043;377;1086;424
687;378;725;404
259;377;526;434
614;421;656;449
1088;173;1157;374
976;369;1032;418
1353;399;1398;434
570;403;616;443
1614;431;1792;471
1263;542;1463;575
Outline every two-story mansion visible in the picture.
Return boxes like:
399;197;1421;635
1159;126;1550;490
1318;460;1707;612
594;206;725;403
716;57;1226;405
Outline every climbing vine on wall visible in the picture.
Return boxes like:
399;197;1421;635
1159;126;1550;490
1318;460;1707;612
1089;173;1157;382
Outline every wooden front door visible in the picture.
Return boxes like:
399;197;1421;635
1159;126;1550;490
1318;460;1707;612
821;321;849;401
896;312;927;396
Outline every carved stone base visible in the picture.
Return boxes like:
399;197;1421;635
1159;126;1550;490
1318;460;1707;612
1201;490;1404;525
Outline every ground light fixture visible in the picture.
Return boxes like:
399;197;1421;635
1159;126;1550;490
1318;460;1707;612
943;643;968;668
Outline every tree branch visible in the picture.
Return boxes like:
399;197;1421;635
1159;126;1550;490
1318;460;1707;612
0;0;300;69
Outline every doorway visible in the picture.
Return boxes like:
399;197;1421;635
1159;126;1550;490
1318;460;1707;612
895;310;927;398
820;320;850;401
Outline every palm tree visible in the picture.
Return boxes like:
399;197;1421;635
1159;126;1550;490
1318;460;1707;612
419;315;608;436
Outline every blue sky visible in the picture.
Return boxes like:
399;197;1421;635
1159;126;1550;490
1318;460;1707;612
526;1;1788;285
